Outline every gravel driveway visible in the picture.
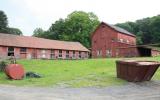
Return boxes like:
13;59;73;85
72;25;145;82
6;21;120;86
0;81;160;100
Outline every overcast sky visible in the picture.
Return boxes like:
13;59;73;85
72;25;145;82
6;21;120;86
0;0;160;36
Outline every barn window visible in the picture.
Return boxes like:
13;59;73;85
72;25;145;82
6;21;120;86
41;50;46;53
20;48;27;53
97;50;102;57
112;38;116;42
120;39;123;42
116;49;119;56
126;40;129;44
41;49;46;58
8;47;14;56
59;50;62;58
79;51;81;58
85;52;88;58
50;50;55;59
106;49;111;57
66;50;69;59
73;51;75;58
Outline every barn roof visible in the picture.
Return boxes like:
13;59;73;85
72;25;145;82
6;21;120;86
102;22;135;37
0;33;89;52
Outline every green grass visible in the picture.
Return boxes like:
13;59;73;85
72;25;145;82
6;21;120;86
0;57;160;87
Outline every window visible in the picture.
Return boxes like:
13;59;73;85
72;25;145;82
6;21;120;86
85;52;88;58
59;50;62;58
120;39;123;42
116;49;119;56
66;51;69;59
106;49;111;57
50;50;55;59
20;48;27;53
111;38;116;42
97;50;102;57
41;50;46;53
41;49;46;58
79;51;81;58
8;47;14;56
73;51;75;58
126;40;129;44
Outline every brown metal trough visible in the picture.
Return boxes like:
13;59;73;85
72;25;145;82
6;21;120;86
116;60;160;82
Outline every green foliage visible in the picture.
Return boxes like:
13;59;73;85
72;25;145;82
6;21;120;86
0;10;8;33
7;27;23;35
115;15;160;45
33;11;100;48
0;10;23;35
0;60;7;72
33;28;45;37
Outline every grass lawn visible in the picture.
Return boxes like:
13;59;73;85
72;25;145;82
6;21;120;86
0;57;160;87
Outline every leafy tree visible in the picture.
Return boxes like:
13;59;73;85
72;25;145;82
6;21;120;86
0;10;8;33
48;19;66;40
115;15;160;45
34;11;100;48
62;11;99;47
0;10;23;35
33;28;45;37
7;27;23;35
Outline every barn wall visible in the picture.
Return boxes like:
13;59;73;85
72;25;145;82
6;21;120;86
0;46;7;59
118;47;139;57
152;50;160;56
117;33;136;45
92;23;118;58
91;23;136;58
14;48;20;59
0;46;89;60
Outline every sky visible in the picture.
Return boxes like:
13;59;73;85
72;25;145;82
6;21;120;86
0;0;160;36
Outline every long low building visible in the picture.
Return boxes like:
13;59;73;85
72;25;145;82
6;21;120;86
0;33;89;59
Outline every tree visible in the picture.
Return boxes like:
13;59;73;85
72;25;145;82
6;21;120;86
7;27;23;35
115;15;160;45
34;11;100;48
48;19;66;40
0;10;23;35
0;10;8;33
65;11;99;47
33;28;45;37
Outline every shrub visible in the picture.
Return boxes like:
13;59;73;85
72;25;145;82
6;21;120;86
0;60;7;72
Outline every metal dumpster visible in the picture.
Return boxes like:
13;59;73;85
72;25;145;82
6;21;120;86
116;60;160;82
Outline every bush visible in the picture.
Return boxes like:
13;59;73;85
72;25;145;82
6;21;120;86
0;60;7;72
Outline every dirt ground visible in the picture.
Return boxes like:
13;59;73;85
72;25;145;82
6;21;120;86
0;81;160;100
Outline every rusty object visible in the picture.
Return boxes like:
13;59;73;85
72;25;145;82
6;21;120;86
116;60;160;82
5;64;25;80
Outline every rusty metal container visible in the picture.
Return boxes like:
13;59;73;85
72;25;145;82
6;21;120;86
116;60;160;82
5;64;25;80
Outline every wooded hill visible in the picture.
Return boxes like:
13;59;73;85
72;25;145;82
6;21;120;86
116;15;160;45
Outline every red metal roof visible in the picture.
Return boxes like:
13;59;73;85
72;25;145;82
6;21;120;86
0;33;89;52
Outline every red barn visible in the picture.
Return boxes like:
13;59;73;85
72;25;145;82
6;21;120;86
0;33;89;59
91;22;160;58
91;22;137;58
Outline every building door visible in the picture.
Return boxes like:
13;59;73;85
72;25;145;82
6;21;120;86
32;49;37;59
